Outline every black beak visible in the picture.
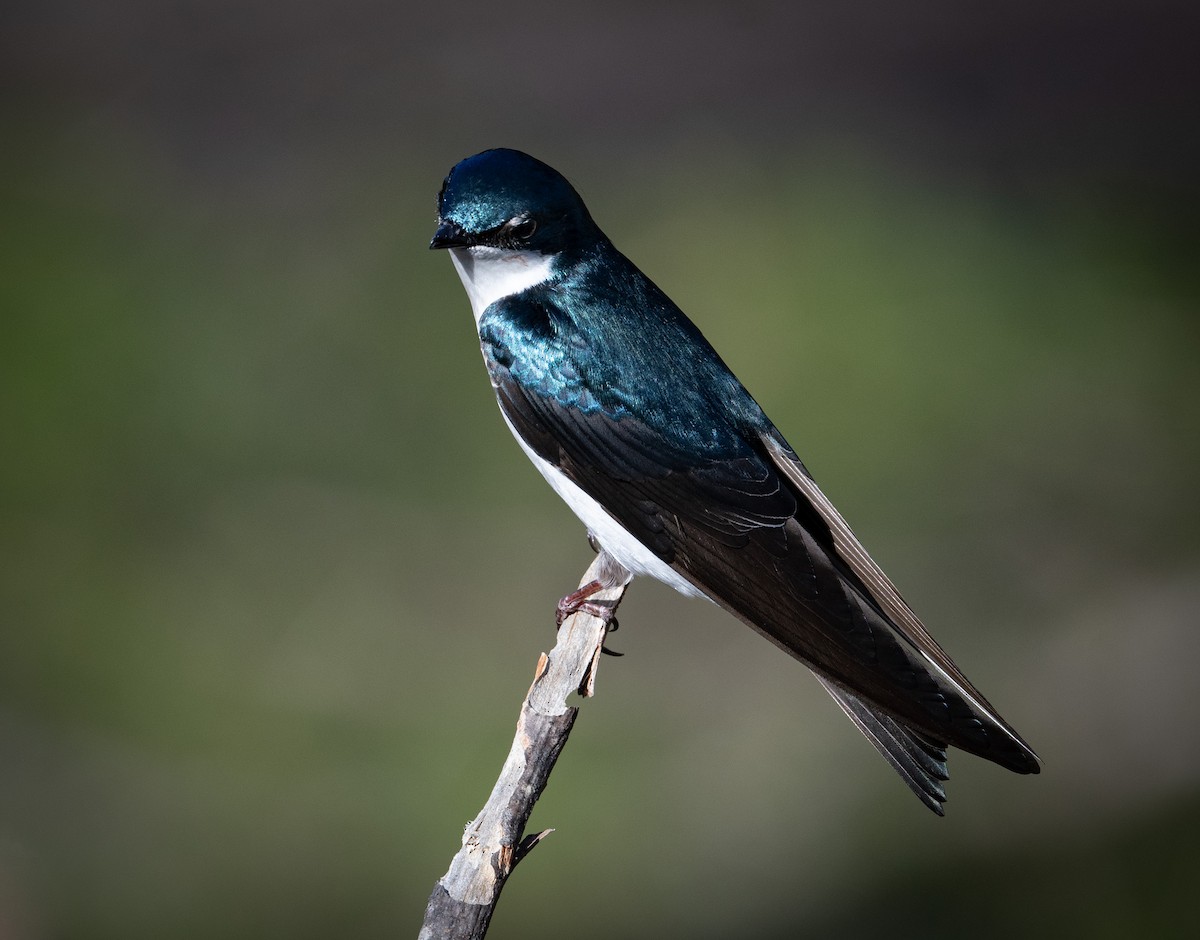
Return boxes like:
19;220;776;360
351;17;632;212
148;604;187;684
429;219;472;250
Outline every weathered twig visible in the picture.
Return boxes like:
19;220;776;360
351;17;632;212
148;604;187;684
419;553;630;939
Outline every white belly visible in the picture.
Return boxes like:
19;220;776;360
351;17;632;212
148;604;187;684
498;409;706;599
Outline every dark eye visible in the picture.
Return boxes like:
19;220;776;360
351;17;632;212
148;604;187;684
508;217;538;241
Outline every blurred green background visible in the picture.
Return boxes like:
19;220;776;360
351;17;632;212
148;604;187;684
3;2;1198;937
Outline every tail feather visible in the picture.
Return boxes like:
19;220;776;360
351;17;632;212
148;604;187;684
818;676;950;815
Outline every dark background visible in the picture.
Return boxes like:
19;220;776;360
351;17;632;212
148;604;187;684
2;2;1198;937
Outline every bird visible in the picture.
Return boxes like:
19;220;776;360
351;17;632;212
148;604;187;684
429;147;1040;814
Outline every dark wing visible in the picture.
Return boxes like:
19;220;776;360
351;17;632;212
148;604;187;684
480;295;1039;810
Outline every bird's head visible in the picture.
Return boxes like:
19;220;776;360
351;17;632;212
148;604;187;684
430;149;598;255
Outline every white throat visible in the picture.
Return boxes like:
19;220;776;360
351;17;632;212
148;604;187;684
448;246;556;326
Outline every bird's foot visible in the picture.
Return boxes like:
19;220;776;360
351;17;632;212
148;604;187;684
555;579;623;656
555;579;610;626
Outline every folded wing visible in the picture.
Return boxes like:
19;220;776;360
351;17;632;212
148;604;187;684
481;294;1040;811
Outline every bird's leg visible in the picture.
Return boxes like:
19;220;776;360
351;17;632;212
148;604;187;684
556;543;632;656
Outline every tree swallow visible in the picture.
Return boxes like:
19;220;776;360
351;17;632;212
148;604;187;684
430;148;1040;814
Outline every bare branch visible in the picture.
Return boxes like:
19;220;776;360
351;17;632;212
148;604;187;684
419;553;630;939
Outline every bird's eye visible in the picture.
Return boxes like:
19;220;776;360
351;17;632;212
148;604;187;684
508;217;538;241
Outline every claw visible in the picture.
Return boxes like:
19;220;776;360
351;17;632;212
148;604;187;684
556;580;623;655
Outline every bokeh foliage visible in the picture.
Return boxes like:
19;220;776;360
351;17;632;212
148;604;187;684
2;2;1198;937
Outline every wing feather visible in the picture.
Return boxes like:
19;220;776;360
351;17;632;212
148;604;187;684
761;432;1040;775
